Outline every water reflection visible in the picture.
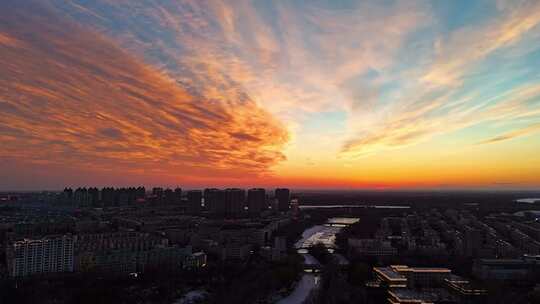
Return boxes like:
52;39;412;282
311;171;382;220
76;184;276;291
278;217;358;304
299;205;409;209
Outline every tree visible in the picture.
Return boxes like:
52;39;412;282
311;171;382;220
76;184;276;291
348;262;371;285
309;243;330;264
529;286;540;304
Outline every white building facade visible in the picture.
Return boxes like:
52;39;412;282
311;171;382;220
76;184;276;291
7;234;74;277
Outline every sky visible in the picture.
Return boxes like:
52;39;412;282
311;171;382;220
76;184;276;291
1;0;540;190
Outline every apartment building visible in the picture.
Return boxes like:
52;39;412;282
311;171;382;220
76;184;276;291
7;234;75;277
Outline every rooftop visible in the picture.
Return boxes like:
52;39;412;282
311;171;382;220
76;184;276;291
389;288;455;303
477;259;529;265
390;265;451;273
374;267;407;281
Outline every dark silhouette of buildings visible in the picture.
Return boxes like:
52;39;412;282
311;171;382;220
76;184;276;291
62;187;146;207
63;188;73;203
248;188;266;215
187;190;202;214
204;188;226;214
88;187;99;206
73;187;90;207
101;187;115;206
152;187;164;204
174;187;182;204
164;188;174;204
275;188;290;211
225;188;246;217
59;186;291;216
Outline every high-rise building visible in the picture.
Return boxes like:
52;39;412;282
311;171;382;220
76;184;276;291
62;188;73;205
117;188;130;205
74;187;90;207
101;187;116;206
275;188;290;212
248;188;266;215
174;187;182;204
204;188;226;214
164;188;174;204
290;198;300;217
152;187;164;204
87;187;100;206
203;188;214;211
125;187;139;205
7;235;75;277
136;186;146;201
225;188;246;217
187;190;202;214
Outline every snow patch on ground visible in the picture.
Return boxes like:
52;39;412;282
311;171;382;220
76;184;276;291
173;290;208;304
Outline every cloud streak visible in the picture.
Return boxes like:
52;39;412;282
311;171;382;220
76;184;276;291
342;0;540;156
421;0;540;87
0;1;288;187
48;0;432;116
478;123;540;145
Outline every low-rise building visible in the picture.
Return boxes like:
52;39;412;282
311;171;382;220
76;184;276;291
371;264;484;304
472;258;536;281
77;246;192;274
373;265;451;289
373;266;408;288
221;243;252;261
444;274;487;300
184;252;207;269
387;288;456;304
348;238;397;257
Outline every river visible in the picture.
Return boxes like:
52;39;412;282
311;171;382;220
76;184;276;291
276;217;359;304
299;205;410;210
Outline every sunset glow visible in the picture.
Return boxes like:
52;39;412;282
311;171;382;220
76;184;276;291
1;0;540;190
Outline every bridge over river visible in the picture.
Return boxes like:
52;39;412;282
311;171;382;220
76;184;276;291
277;217;359;304
295;217;359;249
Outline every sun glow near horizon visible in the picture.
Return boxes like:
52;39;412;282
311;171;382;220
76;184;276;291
1;0;540;190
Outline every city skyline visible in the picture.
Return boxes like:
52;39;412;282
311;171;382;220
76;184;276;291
1;0;540;190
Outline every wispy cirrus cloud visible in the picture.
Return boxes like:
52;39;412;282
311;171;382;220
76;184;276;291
342;0;540;156
478;123;540;145
342;82;540;156
0;1;287;187
49;0;432;116
421;0;540;87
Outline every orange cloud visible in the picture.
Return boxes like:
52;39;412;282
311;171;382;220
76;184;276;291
0;1;288;188
0;33;21;48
